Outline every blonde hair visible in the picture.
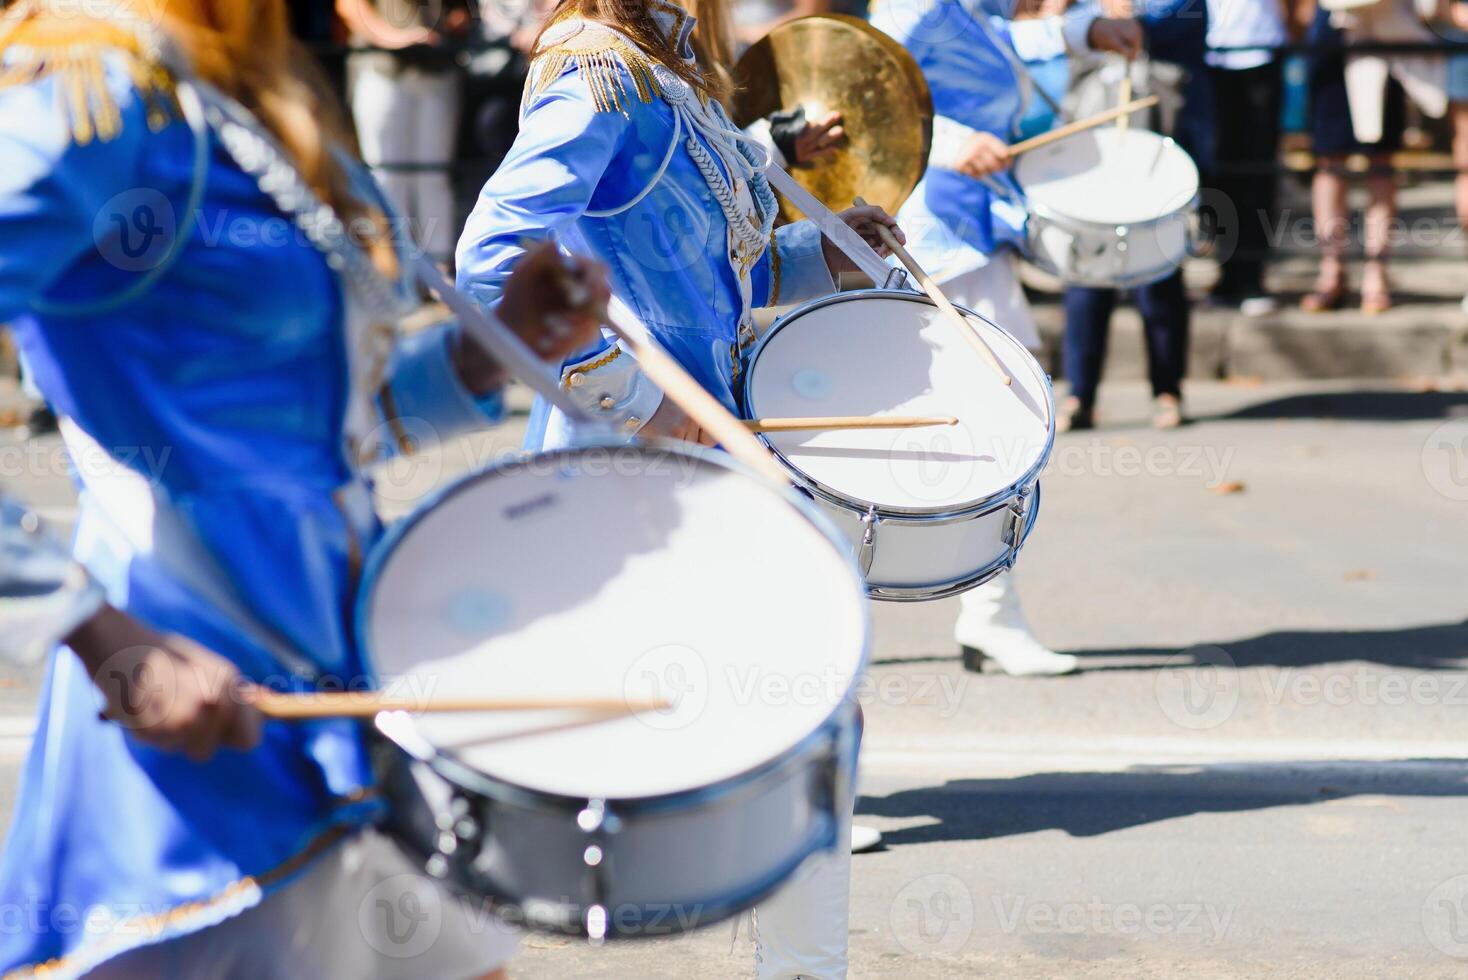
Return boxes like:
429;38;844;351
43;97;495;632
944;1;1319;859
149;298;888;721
4;0;397;276
538;0;737;104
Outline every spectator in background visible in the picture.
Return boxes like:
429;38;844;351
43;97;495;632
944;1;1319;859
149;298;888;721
733;0;835;46
1301;0;1447;313
1436;0;1468;313
338;0;470;268
1205;0;1292;315
1059;0;1212;431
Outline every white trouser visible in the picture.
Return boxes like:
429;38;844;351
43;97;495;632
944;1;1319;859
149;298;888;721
350;62;462;263
937;251;1041;351
955;570;1026;645
944;251;1042;642
751;800;854;979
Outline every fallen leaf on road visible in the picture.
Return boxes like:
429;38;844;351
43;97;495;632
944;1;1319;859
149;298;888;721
1211;481;1246;495
1343;569;1375;582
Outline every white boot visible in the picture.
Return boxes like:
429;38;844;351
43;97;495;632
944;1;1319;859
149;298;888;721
752;807;852;979
954;573;1077;676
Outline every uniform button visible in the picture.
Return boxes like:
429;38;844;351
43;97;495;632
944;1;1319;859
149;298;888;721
567;373;586;389
599;395;616;411
624;417;641;430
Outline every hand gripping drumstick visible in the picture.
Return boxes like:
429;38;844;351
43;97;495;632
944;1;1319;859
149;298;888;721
853;197;1013;387
743;416;958;433
1008;95;1159;157
251;690;670;721
545;249;792;486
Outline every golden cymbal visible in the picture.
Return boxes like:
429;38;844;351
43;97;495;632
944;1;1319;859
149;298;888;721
733;14;933;223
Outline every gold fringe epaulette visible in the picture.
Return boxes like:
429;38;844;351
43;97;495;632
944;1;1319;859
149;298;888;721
0;13;177;145
526;19;662;116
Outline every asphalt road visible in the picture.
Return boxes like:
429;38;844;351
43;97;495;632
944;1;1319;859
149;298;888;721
2;378;1467;977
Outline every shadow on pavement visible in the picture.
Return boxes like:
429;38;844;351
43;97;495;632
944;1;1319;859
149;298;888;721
1201;390;1468;423
1066;616;1468;672
858;760;1468;845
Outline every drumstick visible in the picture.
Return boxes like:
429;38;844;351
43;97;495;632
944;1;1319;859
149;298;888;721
744;415;959;433
1008;96;1159;157
252;691;670;721
544;249;790;486
853;197;1012;387
1117;68;1133;136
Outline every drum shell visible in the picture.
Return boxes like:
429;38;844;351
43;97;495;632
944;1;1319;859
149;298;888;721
375;703;858;939
1023;202;1194;289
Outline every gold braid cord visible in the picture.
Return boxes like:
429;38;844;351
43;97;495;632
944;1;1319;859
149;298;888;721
0;11;178;145
526;19;663;116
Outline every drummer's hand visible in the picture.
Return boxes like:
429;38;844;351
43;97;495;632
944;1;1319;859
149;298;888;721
824;205;906;272
953;131;1013;180
793;111;846;166
457;242;610;397
1088;16;1144;59
66;605;263;761
640;400;716;447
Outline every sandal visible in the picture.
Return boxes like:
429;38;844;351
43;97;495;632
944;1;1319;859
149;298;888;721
1152;394;1184;429
1300;285;1347;313
1056;396;1094;433
1361;260;1392;315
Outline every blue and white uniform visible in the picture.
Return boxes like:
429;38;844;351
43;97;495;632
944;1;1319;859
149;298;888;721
456;0;838;449
872;0;1099;347
0;28;514;977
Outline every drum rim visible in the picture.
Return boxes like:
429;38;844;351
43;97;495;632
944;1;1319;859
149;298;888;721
1015;131;1201;228
356;439;872;805
741;288;1057;519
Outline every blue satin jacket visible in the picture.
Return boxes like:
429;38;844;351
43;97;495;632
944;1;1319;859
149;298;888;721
871;0;1097;279
0;45;500;975
457;0;837;448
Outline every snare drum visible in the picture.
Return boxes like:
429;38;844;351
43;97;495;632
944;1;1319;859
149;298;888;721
741;289;1054;601
359;443;868;939
1015;127;1200;288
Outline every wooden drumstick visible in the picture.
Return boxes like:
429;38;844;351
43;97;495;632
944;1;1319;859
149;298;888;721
252;691;670;721
1008;96;1158;157
1117;68;1133;136
853;197;1012;387
546;247;790;486
744;415;958;433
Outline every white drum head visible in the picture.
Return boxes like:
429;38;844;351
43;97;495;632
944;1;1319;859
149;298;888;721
745;293;1052;513
361;448;868;800
1015;128;1199;226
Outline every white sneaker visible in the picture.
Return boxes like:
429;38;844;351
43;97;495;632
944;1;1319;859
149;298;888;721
1239;295;1280;318
850;825;883;854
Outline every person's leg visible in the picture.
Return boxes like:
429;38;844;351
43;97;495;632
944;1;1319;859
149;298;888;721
1060;285;1115;428
1360;154;1396;313
1134;271;1189;427
1235;61;1283;301
1302;156;1350;310
410;67;465;267
350;60;418;237
1455;102;1468;312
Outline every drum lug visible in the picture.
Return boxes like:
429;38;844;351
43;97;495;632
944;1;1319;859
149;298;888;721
881;266;911;291
1004;489;1029;552
857;506;880;577
1114;226;1130;281
578;799;620;942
